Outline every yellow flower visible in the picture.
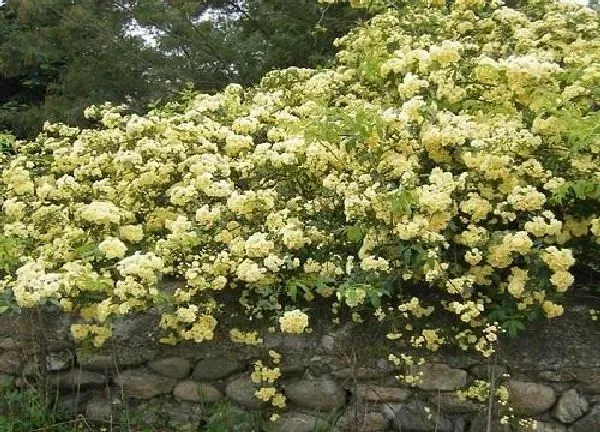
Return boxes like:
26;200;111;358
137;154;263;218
255;387;276;401
279;309;309;334
99;237;127;259
272;393;286;408
550;271;574;292
70;324;89;341
542;301;564;319
119;225;144;243
80;201;121;225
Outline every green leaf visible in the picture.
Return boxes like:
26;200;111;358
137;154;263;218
390;190;414;217
346;224;365;242
368;291;381;308
503;319;525;337
488;308;506;322
286;279;299;302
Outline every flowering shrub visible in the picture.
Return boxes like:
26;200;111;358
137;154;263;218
0;0;599;359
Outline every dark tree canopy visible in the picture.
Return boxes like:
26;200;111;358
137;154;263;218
0;0;364;138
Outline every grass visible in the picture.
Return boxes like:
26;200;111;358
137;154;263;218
0;388;339;432
0;388;83;432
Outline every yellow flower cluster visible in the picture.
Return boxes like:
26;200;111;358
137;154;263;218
398;297;435;318
457;380;509;405
541;247;576;293
251;360;286;408
230;328;263;346
278;309;309;334
71;324;112;348
389;353;426;386
0;0;598;357
454;371;534;429
411;329;445;352
159;307;217;343
99;237;127;259
251;360;281;384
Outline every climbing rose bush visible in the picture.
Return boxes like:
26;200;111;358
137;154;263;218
0;0;599;357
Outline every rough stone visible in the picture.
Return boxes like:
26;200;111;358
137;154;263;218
574;369;600;394
148;357;191;379
376;357;398;373
225;375;261;409
0;374;15;388
85;396;123;422
379;403;401;422
539;370;577;383
469;364;509;381
392;400;454;432
446;354;481;370
124;398;203;427
279;359;306;376
569;404;600;432
85;397;112;422
285;378;346;410
77;347;157;371
455;417;467;432
113;369;175;399
413;363;468;391
468;411;511;432
0;351;22;374
332;367;385;379
192;357;244;381
269;412;322;432
0;302;599;430
206;404;250;431
355;385;411;403
21;360;44;377
337;409;389;432
54;389;99;415
507;380;556;415
111;313;159;344
552;389;588;424
500;306;600;372
321;335;336;354
308;355;344;377
76;353;115;371
263;332;318;352
48;370;106;389
47;340;74;352
432;392;484;414
0;338;20;350
46;351;72;372
173;380;222;403
536;422;567;432
0;313;71;342
154;400;204;425
318;324;352;355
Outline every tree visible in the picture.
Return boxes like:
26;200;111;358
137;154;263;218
0;0;363;138
0;0;169;137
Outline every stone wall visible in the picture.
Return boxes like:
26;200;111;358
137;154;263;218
0;298;598;431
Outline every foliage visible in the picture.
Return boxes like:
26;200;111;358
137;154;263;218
0;387;291;431
1;0;600;391
0;132;15;155
0;0;363;138
203;401;267;431
0;387;79;432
